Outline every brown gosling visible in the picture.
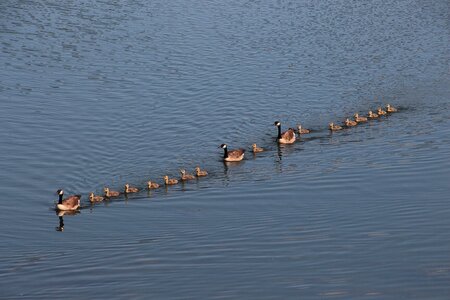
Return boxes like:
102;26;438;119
297;124;311;134
180;169;195;181
345;118;358;127
274;121;296;144
219;144;245;162
386;104;398;113
368;110;379;119
55;189;81;211
354;113;368;123
164;175;178;185
147;181;160;189
89;192;104;203
104;187;120;198
124;184;139;194
329;122;342;131
195;166;208;177
252;143;264;153
377;107;387;116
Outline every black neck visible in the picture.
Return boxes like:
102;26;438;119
58;194;63;204
277;126;282;139
223;147;228;159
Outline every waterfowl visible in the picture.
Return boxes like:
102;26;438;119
274;121;296;144
89;192;104;203
345;118;358;127
367;111;379;119
124;184;139;194
55;189;81;211
195;166;208;177
164;175;178;185
377;107;387;116
354;113;368;123
297;124;311;134
147;181;160;189
103;187;120;198
329;123;342;131
219;144;245;162
252;143;264;153
386;104;398;113
180;169;195;181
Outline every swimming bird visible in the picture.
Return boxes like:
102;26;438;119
147;181;160;189
354;113;368;123
55;189;81;211
377;107;387;116
180;169;195;181
274;121;296;144
297;124;311;134
368;111;379;119
329;123;342;131
219;144;245;162
103;187;120;198
89;192;104;203
386;104;398;113
252;143;264;153
124;184;139;194
164;175;178;185
345;118;358;127
195;166;208;177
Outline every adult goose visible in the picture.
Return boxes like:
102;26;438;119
219;144;245;162
274;121;296;144
55;189;81;211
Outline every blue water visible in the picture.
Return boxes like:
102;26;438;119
0;0;449;299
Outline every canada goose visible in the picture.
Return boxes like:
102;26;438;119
164;175;178;185
345;118;358;127
55;189;81;211
147;181;160;189
219;144;245;162
180;169;195;181
89;192;104;203
195;166;208;177
252;143;264;153
354;113;368;123
377;107;387;116
329;123;342;131
274;121;296;144
124;184;139;194
104;187;120;198
386;104;398;113
368;111;379;119
297;124;310;134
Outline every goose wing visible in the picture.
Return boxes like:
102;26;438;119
62;195;81;208
281;129;295;141
228;148;245;158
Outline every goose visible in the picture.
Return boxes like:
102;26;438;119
55;189;81;211
195;166;208;177
345;118;358;127
219;144;245;162
386;104;398;113
252;143;264;153
124;184;139;194
274;121;296;144
164;175;178;185
180;169;195;181
329;123;342;131
377;107;387;116
354;113;368;123
89;192;104;203
368;111;379;119
147;181;160;189
297;124;311;134
103;187;120;198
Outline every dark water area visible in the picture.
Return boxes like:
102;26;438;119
0;0;449;299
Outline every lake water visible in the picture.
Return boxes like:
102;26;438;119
1;0;449;299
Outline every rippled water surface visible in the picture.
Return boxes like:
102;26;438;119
1;0;449;299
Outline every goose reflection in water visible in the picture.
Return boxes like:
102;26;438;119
55;210;79;232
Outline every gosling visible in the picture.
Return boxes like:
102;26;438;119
89;192;104;203
164;175;178;185
104;187;120;198
147;181;160;189
329;123;342;131
124;184;139;194
180;169;195;181
252;143;264;153
195;166;208;177
368;111;379;119
377;107;387;116
297;124;311;134
386;104;398;113
354;113;368;123
345;118;358;127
